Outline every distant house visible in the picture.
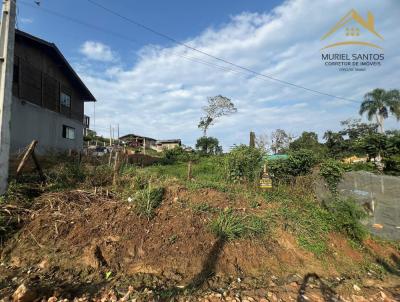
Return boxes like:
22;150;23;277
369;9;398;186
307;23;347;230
119;134;157;149
155;139;181;152
10;30;96;154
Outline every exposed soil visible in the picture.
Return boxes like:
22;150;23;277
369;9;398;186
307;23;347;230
1;188;399;301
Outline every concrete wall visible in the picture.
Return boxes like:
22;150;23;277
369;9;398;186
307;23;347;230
10;96;83;154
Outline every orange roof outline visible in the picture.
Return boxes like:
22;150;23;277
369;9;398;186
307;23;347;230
321;9;383;41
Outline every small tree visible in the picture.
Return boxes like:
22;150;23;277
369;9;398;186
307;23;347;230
198;95;237;136
195;136;222;155
255;133;270;153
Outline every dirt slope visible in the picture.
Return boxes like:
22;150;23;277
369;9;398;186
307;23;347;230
1;188;399;301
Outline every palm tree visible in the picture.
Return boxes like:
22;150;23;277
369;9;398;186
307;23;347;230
359;88;400;133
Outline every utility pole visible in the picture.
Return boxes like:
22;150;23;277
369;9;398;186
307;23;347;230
109;125;112;146
0;0;16;195
117;124;119;146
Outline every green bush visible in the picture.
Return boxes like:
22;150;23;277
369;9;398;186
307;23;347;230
328;198;368;242
225;145;264;183
268;149;318;183
160;147;196;164
319;159;345;193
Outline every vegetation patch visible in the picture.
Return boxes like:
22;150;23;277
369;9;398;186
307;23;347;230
225;145;264;183
319;159;345;194
210;209;268;241
129;186;165;219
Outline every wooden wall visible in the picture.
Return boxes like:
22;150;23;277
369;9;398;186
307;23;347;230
12;36;85;123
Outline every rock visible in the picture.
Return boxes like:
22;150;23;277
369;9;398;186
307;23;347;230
353;284;361;291
12;284;37;302
38;260;49;270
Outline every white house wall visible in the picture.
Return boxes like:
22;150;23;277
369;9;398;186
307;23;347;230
10;97;83;154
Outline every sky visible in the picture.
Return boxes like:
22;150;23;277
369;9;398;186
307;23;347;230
17;0;400;150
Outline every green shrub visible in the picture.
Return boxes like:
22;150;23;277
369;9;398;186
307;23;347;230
85;165;114;187
320;159;345;193
328;198;368;242
268;149;318;183
130;186;164;219
46;162;87;189
160;147;196;164
225;145;264;183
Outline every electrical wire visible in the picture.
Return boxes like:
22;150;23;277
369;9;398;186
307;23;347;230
18;0;360;104
86;0;360;104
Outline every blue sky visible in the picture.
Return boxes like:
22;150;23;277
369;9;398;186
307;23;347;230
17;0;400;150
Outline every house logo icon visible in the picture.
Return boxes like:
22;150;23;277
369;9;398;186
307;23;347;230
321;9;383;50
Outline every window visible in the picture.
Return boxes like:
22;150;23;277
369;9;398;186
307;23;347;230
60;92;71;108
62;125;75;140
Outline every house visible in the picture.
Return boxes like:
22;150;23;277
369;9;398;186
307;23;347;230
10;30;96;154
119;134;157;149
155;139;181;152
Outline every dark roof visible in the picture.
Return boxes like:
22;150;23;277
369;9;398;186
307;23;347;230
156;139;181;144
15;30;96;102
119;134;157;141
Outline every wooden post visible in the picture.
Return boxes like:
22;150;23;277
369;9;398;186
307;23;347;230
16;140;37;176
108;150;113;166
16;140;45;183
113;151;119;186
187;161;192;180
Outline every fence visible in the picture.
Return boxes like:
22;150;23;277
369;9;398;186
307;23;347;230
316;171;400;240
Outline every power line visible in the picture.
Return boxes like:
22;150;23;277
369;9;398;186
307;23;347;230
86;0;360;104
16;1;304;90
19;0;360;104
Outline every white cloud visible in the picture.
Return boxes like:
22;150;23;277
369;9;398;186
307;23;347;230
20;17;33;24
80;41;117;62
81;0;400;150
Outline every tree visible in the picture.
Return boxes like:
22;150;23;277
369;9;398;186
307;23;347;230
339;119;378;140
198;95;237;136
270;129;292;154
359;88;400;133
355;133;387;160
323;130;346;158
255;133;270;153
195;136;222;155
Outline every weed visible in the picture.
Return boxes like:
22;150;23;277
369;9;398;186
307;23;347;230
245;215;267;237
210;210;268;240
328;198;368;242
131;186;164;219
192;202;215;214
168;234;178;244
210;210;246;240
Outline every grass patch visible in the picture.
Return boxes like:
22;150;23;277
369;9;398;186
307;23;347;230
210;209;269;241
191;202;215;214
268;186;368;255
129;186;165;219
